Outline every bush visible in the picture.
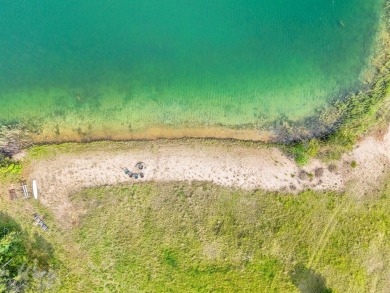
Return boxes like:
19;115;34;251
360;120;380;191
0;231;28;292
0;155;22;175
307;139;320;157
289;138;322;166
290;143;309;166
0;213;57;292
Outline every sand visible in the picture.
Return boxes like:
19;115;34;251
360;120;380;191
18;125;390;225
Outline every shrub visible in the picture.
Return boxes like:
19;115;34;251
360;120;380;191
289;139;322;166
0;155;22;175
0;213;57;292
307;139;320;157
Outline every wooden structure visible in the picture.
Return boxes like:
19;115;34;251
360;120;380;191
20;180;29;199
8;189;18;201
33;213;49;231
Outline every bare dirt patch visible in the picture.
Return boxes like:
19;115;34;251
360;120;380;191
23;126;390;225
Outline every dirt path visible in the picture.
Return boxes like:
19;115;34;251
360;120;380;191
24;126;390;224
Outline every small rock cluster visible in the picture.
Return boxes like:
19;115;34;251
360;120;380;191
123;162;146;180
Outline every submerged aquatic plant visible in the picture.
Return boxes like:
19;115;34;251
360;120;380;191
0;123;33;157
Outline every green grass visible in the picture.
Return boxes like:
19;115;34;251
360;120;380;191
1;177;390;292
44;181;388;293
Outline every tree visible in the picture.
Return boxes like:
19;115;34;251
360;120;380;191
0;213;57;292
0;231;29;292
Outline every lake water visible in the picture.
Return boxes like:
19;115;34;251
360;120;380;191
0;0;385;140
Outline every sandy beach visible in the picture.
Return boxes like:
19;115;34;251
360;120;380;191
16;124;389;225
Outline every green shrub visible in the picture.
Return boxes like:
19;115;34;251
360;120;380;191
0;155;22;175
0;213;57;292
295;154;308;166
289;139;322;166
307;139;320;157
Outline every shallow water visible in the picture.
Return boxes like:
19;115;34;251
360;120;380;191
0;0;384;139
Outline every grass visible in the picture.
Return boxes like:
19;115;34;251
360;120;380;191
0;197;60;291
13;180;383;293
1;159;390;292
321;70;390;159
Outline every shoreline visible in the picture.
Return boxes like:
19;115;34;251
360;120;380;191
0;4;386;146
1;4;390;292
32;125;272;144
13;4;384;145
26;61;389;146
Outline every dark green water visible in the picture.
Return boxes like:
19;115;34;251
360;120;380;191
0;0;384;138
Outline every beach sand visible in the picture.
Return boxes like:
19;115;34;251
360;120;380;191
18;124;390;226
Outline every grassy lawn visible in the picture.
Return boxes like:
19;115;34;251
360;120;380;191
39;181;388;292
1;169;390;292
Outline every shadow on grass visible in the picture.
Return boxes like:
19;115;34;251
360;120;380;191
0;211;56;268
0;211;59;291
290;263;332;293
0;211;22;236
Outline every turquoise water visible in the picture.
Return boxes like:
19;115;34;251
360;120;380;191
0;0;384;138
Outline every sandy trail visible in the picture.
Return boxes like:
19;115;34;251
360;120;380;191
25;126;390;224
